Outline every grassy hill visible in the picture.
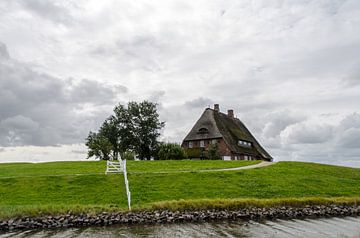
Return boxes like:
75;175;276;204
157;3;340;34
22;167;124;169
0;160;359;219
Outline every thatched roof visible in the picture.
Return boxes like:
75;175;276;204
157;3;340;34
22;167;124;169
183;108;273;161
183;109;222;141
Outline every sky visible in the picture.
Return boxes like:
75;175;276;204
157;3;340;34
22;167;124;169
0;0;359;167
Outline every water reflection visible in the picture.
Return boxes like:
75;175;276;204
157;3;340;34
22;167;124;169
1;216;360;238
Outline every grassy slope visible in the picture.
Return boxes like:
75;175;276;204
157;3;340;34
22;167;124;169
0;160;260;177
0;161;359;218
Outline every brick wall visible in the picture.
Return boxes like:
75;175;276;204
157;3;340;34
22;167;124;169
182;138;231;157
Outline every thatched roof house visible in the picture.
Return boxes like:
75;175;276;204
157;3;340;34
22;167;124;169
181;104;273;161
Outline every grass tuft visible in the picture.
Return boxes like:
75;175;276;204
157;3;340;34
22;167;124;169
149;197;360;211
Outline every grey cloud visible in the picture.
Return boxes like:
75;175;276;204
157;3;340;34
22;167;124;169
185;97;213;109
18;0;73;24
148;90;166;103
284;123;334;144
90;33;174;72
0;115;39;146
262;110;306;138
338;128;360;148
0;41;126;146
67;79;127;105
266;112;360;165
343;68;360;86
71;149;87;154
339;113;360;129
336;113;360;148
0;115;39;131
0;42;9;59
115;85;128;94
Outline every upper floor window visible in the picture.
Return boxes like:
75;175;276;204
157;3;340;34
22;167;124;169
198;128;209;134
188;141;193;148
238;140;251;147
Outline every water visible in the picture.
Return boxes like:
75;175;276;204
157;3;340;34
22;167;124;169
1;216;360;238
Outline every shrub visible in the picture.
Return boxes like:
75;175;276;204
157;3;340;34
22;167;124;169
184;148;202;159
122;150;135;160
207;143;221;160
157;143;187;160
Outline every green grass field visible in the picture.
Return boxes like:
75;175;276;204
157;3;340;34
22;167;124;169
0;160;259;177
0;160;359;219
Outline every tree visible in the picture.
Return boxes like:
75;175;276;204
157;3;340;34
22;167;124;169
98;118;120;160
207;142;221;160
85;132;114;160
126;101;165;160
157;143;187;160
85;101;165;160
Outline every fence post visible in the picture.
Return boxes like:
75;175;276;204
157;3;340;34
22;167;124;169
123;160;131;210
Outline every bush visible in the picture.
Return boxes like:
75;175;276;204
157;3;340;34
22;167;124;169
157;143;187;160
185;144;221;160
207;143;221;160
184;148;202;159
121;150;135;160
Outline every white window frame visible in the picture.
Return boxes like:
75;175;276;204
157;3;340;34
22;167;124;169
200;140;205;148
188;141;193;148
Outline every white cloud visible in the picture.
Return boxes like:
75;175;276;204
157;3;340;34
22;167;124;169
0;144;90;163
0;41;127;146
0;0;359;166
282;122;334;144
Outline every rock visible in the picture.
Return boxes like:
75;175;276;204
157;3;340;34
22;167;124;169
1;204;360;232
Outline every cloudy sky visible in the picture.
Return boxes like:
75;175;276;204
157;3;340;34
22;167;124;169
0;0;359;167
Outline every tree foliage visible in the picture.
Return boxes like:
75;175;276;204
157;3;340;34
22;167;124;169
85;101;165;160
207;142;221;160
85;132;114;160
157;143;187;160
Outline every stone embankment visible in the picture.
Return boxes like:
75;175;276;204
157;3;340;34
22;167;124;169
1;205;359;232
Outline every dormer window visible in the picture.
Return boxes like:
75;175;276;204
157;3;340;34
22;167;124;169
238;140;251;147
197;127;209;134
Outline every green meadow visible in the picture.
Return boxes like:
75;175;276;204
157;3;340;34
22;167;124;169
0;160;359;219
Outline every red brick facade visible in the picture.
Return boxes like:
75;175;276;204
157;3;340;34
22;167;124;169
182;138;259;160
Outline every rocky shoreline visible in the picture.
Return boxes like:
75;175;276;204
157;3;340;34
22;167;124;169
1;205;359;232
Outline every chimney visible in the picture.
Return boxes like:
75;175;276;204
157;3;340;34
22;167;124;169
228;109;234;118
214;104;220;112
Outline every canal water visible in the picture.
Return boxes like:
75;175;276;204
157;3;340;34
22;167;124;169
1;216;359;238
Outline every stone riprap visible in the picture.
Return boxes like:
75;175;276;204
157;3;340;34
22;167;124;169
0;205;359;232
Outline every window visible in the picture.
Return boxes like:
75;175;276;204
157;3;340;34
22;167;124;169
198;128;209;134
188;141;193;148
212;139;218;144
238;140;251;147
200;140;205;147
